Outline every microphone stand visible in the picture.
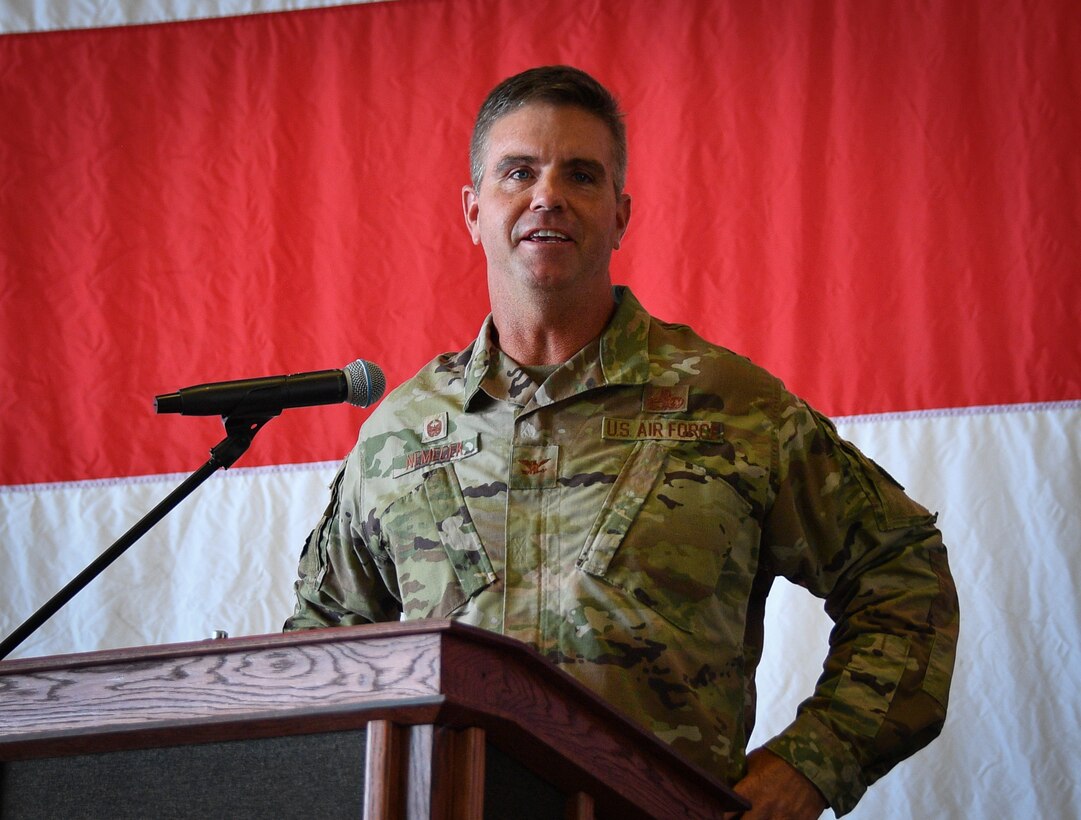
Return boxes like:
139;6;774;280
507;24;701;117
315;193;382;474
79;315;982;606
0;413;278;661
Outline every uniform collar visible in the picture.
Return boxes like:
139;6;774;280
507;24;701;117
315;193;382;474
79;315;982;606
463;285;652;411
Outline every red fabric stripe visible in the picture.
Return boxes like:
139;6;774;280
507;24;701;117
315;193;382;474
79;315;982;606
1;0;1078;484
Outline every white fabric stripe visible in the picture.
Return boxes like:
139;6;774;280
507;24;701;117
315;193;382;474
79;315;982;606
3;399;1076;496
0;0;390;35
2;406;1079;818
0;461;340;658
0;460;342;496
833;397;1081;426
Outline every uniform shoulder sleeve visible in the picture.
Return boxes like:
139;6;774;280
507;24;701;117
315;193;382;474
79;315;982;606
283;451;401;630
760;399;959;816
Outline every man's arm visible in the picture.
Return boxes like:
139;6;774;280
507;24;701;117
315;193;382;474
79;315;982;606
758;402;959;816
284;457;401;630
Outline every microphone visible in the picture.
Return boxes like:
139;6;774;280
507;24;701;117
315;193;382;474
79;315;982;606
154;359;386;416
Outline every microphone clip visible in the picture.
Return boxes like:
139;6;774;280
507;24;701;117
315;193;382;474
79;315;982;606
211;412;280;470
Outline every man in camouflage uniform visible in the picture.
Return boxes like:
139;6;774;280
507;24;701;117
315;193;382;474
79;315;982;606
286;66;958;817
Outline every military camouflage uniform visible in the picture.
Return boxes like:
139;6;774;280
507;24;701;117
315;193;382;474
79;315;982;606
286;287;958;815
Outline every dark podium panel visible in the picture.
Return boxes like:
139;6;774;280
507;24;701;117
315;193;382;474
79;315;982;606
0;621;746;818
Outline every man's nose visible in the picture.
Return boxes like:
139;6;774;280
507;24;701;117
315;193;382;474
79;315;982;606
530;171;566;210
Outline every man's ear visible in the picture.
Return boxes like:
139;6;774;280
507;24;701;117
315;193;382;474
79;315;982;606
462;185;481;245
613;192;632;250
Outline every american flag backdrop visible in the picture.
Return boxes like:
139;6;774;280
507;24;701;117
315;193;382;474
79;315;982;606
1;2;1079;816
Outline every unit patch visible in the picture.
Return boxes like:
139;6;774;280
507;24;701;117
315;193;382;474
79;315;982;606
421;411;448;443
602;417;724;442
643;384;689;413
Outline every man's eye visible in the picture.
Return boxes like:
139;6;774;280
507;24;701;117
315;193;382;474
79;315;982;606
572;171;595;184
509;169;532;181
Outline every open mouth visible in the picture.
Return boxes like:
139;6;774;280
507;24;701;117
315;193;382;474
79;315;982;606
523;229;572;243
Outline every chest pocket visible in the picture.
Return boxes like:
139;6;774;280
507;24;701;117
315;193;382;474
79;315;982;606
379;464;497;619
577;439;757;633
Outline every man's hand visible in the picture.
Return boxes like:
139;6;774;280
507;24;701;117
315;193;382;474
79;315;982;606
726;747;829;819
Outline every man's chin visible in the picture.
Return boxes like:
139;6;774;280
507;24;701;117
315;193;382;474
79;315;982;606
516;265;606;294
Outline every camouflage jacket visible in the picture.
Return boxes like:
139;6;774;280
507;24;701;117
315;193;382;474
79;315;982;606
286;287;958;815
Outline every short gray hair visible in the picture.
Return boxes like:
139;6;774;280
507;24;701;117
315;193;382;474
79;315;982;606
469;65;628;193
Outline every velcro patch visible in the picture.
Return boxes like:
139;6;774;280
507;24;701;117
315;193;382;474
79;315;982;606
510;444;559;489
602;417;724;442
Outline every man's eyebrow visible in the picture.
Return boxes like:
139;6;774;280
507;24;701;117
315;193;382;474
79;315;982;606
493;155;538;175
492;155;608;180
568;158;608;180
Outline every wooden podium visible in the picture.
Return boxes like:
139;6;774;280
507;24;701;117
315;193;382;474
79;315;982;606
0;620;746;818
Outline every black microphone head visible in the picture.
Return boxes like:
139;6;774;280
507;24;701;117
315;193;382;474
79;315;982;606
342;359;386;407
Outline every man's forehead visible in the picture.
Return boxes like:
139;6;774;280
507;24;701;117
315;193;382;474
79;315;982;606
483;103;615;163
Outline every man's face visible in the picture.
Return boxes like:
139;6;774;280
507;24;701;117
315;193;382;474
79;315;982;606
463;103;631;299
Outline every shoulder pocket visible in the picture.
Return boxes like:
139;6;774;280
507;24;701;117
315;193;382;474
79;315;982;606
838;439;935;531
829;633;910;736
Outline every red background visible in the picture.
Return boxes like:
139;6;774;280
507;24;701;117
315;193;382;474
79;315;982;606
1;0;1078;484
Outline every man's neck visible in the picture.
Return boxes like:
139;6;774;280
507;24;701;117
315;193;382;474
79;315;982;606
489;283;616;366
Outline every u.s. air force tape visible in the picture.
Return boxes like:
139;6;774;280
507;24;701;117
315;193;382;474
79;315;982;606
601;417;724;442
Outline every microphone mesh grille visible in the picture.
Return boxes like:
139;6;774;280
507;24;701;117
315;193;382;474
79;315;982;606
343;359;386;407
